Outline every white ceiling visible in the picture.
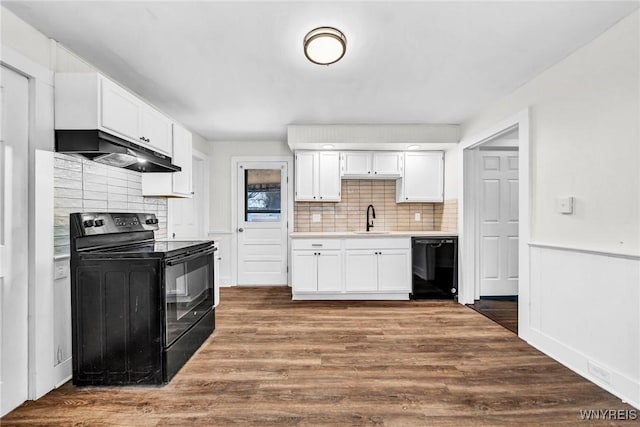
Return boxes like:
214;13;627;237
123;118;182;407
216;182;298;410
4;1;638;142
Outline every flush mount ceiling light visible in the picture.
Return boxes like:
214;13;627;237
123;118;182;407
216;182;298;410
304;27;347;65
407;145;421;150
322;144;335;149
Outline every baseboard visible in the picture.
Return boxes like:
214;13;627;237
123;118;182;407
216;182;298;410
293;292;410;301
527;327;639;409
54;358;72;388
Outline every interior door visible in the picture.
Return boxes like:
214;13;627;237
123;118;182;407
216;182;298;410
237;161;288;285
478;150;519;296
169;156;204;239
0;65;30;416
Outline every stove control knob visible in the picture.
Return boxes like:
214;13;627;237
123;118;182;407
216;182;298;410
94;219;105;227
83;219;95;228
146;218;153;225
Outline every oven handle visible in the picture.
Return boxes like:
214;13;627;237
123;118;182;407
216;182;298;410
165;247;217;266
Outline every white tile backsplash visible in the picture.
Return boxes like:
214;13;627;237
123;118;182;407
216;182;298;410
54;153;168;256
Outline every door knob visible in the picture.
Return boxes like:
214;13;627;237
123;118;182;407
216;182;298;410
238;228;244;232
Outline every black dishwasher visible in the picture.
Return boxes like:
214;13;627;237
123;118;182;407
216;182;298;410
411;237;458;299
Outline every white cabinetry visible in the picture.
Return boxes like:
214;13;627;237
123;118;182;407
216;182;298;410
55;72;173;156
295;151;341;201
344;238;411;293
291;236;411;299
341;152;402;178
142;124;193;197
396;151;444;202
291;239;343;292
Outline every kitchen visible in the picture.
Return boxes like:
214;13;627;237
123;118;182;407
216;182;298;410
1;1;639;424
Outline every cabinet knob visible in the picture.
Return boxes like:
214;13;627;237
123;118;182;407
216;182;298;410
319;196;323;199
368;171;371;174
406;197;408;200
374;171;377;174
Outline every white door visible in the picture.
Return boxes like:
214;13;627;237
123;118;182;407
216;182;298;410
478;150;519;296
316;251;342;292
237;161;288;285
317;152;341;201
0;66;30;416
344;250;378;291
169;155;204;239
100;77;140;141
377;250;410;291
292;251;317;292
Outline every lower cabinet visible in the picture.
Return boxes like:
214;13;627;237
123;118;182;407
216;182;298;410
291;237;411;299
344;249;411;292
291;249;342;292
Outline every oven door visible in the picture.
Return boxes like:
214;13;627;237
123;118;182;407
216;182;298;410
164;246;215;346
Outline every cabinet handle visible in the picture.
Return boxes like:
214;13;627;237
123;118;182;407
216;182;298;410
311;244;323;247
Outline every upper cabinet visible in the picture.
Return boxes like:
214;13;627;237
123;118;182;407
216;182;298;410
55;72;173;156
341;152;402;178
141;124;193;197
396;151;444;202
295;151;341;201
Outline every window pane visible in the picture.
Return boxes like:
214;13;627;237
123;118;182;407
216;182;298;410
245;169;281;222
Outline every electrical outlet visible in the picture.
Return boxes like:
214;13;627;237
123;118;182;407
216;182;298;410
414;212;421;221
312;213;322;223
54;262;68;280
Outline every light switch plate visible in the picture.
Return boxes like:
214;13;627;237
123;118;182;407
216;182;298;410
556;196;574;214
312;213;322;223
414;212;421;221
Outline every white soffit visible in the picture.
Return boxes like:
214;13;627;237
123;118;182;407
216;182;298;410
287;124;460;151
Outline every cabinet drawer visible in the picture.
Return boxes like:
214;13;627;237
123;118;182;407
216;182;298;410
344;237;410;250
292;239;341;250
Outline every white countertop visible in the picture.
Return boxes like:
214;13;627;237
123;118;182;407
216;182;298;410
290;231;457;238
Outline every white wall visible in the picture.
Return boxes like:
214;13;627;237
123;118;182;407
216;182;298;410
209;140;292;231
461;10;640;406
463;11;639;256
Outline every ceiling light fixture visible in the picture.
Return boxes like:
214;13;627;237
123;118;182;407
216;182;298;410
304;27;347;65
407;145;421;150
322;144;335;149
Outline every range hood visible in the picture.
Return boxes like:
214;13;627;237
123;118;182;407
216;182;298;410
55;130;181;173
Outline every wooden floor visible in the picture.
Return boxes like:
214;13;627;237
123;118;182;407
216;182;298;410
3;287;633;426
467;299;518;334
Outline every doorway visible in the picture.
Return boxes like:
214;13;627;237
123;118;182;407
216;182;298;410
236;161;289;285
464;128;520;333
1;65;30;416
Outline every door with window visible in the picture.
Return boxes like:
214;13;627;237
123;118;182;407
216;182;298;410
237;162;288;285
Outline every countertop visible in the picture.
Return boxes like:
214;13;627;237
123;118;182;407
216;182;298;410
290;231;457;238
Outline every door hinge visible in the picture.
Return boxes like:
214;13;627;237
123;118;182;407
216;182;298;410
287;266;289;273
286;176;289;184
286;221;289;229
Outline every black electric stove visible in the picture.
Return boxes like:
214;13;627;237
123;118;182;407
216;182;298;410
70;212;217;386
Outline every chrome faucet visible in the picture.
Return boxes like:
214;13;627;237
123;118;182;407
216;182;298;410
366;204;376;232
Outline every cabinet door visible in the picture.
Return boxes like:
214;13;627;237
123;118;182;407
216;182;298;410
295;152;316;201
100;78;141;141
172;124;193;195
401;152;444;202
341;152;372;177
292;251;317;292
344;250;378;291
318;152;341;201
372;152;402;177
317;250;342;292
377;249;411;291
140;106;172;156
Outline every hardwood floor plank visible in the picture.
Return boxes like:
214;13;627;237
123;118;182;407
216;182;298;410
2;286;634;426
